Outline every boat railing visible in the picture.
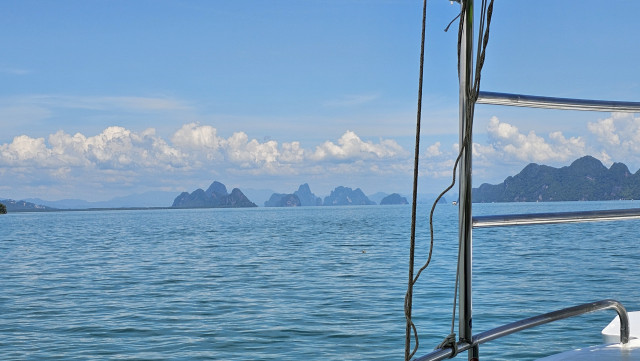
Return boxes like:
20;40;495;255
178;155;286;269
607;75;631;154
409;1;640;359
413;208;640;360
476;91;640;112
414;299;630;361
473;208;640;228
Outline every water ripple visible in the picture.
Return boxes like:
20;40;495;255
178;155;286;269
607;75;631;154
1;202;640;360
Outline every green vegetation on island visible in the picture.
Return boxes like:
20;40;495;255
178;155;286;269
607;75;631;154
473;156;640;202
0;202;6;214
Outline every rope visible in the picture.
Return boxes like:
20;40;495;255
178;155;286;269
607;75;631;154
439;0;495;348
444;12;461;32
436;333;458;356
405;0;429;359
404;0;495;359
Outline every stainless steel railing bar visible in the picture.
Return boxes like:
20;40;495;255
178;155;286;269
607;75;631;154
473;208;640;228
414;299;629;361
477;91;640;112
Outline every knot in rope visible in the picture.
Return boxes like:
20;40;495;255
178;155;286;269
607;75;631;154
435;333;458;358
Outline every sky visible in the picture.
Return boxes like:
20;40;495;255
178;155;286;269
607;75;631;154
1;0;640;202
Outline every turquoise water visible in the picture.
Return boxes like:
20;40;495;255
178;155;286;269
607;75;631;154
2;201;640;360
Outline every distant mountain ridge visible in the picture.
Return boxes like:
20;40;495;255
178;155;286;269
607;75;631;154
172;181;257;208
473;156;640;202
0;199;56;212
24;191;177;209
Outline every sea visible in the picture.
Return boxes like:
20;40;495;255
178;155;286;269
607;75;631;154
2;200;640;360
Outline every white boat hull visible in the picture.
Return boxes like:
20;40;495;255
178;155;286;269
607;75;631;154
536;339;640;360
538;311;640;360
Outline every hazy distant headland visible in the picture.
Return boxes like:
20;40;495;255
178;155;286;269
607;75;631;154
0;199;55;212
473;155;640;202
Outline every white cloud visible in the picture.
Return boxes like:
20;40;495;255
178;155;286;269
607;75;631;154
425;142;442;157
280;141;305;163
170;122;224;164
0;135;51;164
585;113;640;167
486;116;585;163
1;127;188;171
311;130;405;161
587;117;620;145
48;130;91;166
471;142;498;164
0;125;409;196
169;124;307;172
225;132;279;167
171;123;222;150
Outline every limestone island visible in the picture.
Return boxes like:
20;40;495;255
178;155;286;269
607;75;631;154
264;183;322;207
380;193;409;205
172;181;257;208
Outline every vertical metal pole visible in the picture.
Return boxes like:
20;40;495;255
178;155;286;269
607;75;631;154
458;0;477;360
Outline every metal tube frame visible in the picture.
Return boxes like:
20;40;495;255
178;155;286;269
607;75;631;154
415;0;640;361
477;91;640;112
473;208;640;228
458;1;475;359
419;0;639;360
414;299;630;361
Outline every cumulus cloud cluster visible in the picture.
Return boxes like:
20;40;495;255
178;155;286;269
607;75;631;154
5;112;640;200
0;124;408;184
414;116;591;182
311;130;404;161
0;127;182;171
473;113;640;169
481;116;586;163
585;112;640;165
415;113;640;185
588;113;640;151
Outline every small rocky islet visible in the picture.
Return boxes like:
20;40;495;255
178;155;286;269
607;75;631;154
171;181;257;208
264;184;408;207
172;181;410;208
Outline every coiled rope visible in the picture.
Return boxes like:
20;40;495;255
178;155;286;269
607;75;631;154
404;0;494;359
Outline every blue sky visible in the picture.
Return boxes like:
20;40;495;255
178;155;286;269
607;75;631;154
1;0;640;202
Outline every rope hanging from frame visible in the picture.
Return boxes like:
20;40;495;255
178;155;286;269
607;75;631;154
404;0;494;359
